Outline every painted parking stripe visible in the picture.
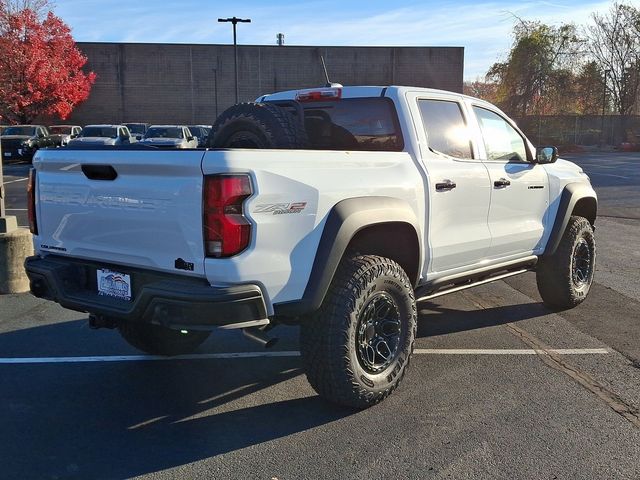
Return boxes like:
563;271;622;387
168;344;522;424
413;348;610;355
2;177;28;185
0;348;609;364
0;351;301;364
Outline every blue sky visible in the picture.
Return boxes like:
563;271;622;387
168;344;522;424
54;0;611;80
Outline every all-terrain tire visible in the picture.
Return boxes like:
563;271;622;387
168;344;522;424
536;215;596;310
118;322;211;356
207;102;308;149
300;254;417;409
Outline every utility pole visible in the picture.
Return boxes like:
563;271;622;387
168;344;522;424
218;16;251;104
600;69;611;147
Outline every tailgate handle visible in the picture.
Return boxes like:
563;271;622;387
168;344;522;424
81;164;118;181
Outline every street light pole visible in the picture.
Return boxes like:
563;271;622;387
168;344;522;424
218;16;251;104
600;68;611;147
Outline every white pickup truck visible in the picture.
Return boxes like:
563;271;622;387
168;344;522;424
25;85;597;408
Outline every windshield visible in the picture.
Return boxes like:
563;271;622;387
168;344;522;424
80;127;117;138
125;124;147;134
3;126;36;136
49;126;72;135
145;127;183;139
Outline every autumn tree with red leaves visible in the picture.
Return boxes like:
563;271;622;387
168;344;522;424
0;1;96;123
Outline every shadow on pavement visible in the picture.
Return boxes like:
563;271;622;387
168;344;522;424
0;296;553;478
0;321;353;479
416;299;549;338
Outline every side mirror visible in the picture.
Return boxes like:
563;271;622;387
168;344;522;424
187;136;194;142
535;146;558;164
136;135;142;141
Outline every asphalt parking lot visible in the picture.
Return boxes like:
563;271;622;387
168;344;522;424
1;152;639;479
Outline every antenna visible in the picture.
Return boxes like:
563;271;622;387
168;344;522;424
320;55;343;88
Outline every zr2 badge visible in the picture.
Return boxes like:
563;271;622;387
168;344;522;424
253;202;307;215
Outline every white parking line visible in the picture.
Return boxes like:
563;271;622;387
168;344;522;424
0;348;609;364
413;348;610;355
586;172;631;179
2;177;28;185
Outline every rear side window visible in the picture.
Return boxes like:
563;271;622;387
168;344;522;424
418;99;473;159
302;98;403;152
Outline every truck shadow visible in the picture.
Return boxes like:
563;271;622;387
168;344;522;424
0;295;551;479
0;320;353;480
416;299;550;338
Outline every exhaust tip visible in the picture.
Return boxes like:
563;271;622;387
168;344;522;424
242;326;278;349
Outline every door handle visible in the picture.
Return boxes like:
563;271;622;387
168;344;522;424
494;178;511;188
81;164;118;181
435;179;457;191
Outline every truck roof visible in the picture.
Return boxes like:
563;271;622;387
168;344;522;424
258;85;487;104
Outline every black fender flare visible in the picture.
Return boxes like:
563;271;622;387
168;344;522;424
545;182;597;256
274;196;422;318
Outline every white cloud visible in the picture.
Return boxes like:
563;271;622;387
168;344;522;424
54;0;614;79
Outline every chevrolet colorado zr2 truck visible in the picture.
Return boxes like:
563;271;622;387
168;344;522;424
24;86;597;408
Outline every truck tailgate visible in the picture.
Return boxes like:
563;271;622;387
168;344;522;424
33;149;207;276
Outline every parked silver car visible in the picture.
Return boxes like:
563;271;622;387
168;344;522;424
68;125;136;146
49;125;82;146
139;125;198;149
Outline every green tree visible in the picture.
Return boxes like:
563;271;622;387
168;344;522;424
487;20;583;116
574;61;606;114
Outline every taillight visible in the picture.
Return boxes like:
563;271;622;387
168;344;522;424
295;87;342;102
203;174;252;257
27;168;37;235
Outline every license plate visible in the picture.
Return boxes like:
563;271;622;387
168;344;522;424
3;152;10;157
97;269;132;301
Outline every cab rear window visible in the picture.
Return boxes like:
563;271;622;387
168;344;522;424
302;98;404;152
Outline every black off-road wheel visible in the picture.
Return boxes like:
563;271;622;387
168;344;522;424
536;215;596;310
118;322;211;356
207;102;308;149
300;254;417;409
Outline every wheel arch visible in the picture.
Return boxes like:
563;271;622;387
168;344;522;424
273;196;422;318
545;182;597;256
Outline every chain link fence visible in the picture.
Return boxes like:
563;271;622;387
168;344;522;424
512;115;640;147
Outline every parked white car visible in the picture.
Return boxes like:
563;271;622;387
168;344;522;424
139;125;198;149
26;85;597;409
67;125;136;146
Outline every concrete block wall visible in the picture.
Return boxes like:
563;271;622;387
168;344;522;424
68;43;464;125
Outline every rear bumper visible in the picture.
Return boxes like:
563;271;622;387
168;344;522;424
24;255;268;330
1;147;32;160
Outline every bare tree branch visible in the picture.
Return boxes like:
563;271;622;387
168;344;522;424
586;2;640;115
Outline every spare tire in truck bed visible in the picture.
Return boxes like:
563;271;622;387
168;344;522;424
207;102;308;149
